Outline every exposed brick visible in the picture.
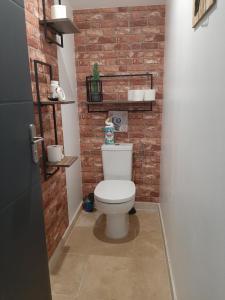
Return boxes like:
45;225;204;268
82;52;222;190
74;5;165;203
98;37;117;44
25;0;69;258
130;18;148;27
141;42;159;50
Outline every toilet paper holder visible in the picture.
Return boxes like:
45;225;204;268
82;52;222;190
40;0;80;48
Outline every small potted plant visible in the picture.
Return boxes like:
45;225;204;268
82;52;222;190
91;63;102;102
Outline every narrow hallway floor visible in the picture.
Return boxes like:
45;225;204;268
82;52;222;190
50;206;172;300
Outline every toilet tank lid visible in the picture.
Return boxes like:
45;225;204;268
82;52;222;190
101;143;133;151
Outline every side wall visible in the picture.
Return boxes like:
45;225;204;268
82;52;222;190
57;0;83;223
74;5;165;203
25;0;69;257
161;1;225;299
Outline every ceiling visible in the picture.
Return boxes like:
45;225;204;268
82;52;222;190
70;0;166;10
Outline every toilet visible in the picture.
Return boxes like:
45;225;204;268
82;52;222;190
94;143;136;239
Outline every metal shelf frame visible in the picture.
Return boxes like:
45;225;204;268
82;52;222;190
34;60;59;180
34;60;77;180
40;0;80;48
86;73;154;112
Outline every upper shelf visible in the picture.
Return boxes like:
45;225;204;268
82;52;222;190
86;100;154;105
86;100;154;112
85;73;154;112
40;18;80;34
34;100;75;106
40;100;75;106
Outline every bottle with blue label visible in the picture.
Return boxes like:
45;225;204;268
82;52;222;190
104;118;115;144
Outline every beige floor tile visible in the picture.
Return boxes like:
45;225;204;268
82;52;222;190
132;211;166;259
133;229;166;260
77;255;172;300
131;258;172;300
76;209;161;236
135;210;162;233
76;210;102;228
77;255;133;300
52;294;76;300
54;209;172;300
51;253;87;297
66;211;165;259
65;226;135;258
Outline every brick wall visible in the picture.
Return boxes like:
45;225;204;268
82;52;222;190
74;5;165;203
25;0;69;257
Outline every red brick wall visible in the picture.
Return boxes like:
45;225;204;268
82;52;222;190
74;5;165;203
25;0;69;257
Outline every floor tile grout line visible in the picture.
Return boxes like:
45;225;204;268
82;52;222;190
76;255;90;298
50;253;88;299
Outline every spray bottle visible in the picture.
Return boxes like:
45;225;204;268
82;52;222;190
104;118;115;145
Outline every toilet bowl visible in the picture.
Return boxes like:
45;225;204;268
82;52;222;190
95;180;135;239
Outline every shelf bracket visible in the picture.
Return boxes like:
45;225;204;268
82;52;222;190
34;60;60;180
41;0;64;48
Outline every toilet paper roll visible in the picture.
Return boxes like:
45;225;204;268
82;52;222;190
47;145;64;162
144;89;156;101
132;90;145;101
128;90;134;101
51;5;67;19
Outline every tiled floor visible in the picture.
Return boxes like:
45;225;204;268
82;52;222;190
50;207;172;300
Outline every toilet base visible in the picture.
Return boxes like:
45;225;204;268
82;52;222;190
105;213;129;239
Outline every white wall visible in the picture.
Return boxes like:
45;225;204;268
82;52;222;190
160;1;225;300
57;0;83;223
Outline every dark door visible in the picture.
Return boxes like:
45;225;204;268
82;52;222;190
0;1;52;299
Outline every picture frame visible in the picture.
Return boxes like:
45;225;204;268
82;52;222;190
193;0;216;28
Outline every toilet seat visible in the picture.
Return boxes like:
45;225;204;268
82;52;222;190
94;180;136;204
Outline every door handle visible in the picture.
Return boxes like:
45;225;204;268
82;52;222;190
32;137;44;144
29;124;44;164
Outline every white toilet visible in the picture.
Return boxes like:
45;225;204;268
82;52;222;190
94;143;136;239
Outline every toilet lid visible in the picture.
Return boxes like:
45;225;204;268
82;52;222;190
94;180;136;204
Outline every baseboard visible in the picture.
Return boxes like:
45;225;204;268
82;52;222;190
48;202;82;273
158;204;178;300
135;201;158;211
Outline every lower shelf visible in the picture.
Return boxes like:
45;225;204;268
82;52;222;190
41;100;75;105
47;156;78;168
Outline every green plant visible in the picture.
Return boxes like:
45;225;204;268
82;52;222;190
92;63;100;94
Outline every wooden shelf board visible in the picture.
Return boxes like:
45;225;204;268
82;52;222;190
47;156;78;168
86;100;154;105
40;18;80;34
40;100;75;105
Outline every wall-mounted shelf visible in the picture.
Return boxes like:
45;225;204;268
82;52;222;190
86;73;154;112
40;0;80;48
47;156;78;167
86;101;153;112
34;60;78;180
39;100;75;106
40;18;80;35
